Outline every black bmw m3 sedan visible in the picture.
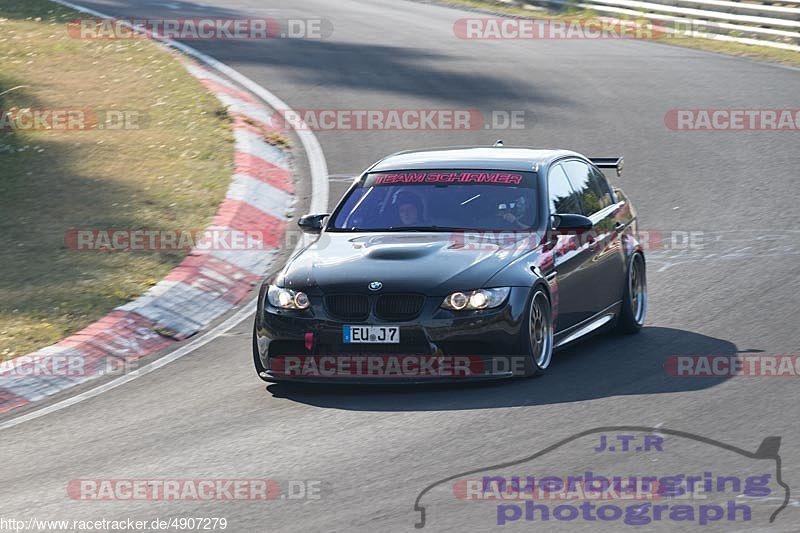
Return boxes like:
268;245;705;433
253;146;646;382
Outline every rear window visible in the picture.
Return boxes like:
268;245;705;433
330;170;539;231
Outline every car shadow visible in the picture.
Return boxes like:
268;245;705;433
266;326;738;411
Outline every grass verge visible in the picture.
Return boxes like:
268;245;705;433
0;0;234;360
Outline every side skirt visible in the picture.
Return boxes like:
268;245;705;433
554;301;621;349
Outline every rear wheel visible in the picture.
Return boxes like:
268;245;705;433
616;253;647;334
523;288;554;377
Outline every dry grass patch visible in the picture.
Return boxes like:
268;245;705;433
0;0;234;359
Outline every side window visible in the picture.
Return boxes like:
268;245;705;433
562;160;612;216
547;164;582;214
589;165;615;207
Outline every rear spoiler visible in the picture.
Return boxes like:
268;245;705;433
590;157;624;177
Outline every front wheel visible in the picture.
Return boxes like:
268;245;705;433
253;318;268;378
522;288;554;377
615;253;647;334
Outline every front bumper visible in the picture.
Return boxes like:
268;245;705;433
254;287;531;382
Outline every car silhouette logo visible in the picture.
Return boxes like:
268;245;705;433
369;281;383;291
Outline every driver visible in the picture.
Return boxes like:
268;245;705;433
395;191;425;226
497;195;529;229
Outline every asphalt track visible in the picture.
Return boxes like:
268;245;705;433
2;0;799;531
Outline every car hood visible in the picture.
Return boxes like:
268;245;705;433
279;232;540;295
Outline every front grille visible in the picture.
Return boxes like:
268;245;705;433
375;294;425;321
324;294;370;321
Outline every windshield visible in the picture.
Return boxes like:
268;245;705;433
329;170;539;231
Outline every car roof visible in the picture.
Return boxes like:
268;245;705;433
369;146;584;172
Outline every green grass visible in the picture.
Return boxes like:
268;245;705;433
0;0;234;360
438;0;800;67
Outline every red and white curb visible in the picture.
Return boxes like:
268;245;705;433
0;59;294;414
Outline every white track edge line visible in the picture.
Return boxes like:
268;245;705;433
0;302;256;430
0;0;329;430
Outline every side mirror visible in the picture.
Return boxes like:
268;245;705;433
551;213;593;231
298;213;329;234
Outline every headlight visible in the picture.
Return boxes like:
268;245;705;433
267;285;311;310
441;288;510;311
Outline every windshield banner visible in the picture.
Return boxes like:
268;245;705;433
369;171;525;186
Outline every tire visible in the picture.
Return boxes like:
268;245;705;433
615;252;647;334
253;318;268;377
522;287;554;377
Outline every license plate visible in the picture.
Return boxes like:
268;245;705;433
343;325;400;344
